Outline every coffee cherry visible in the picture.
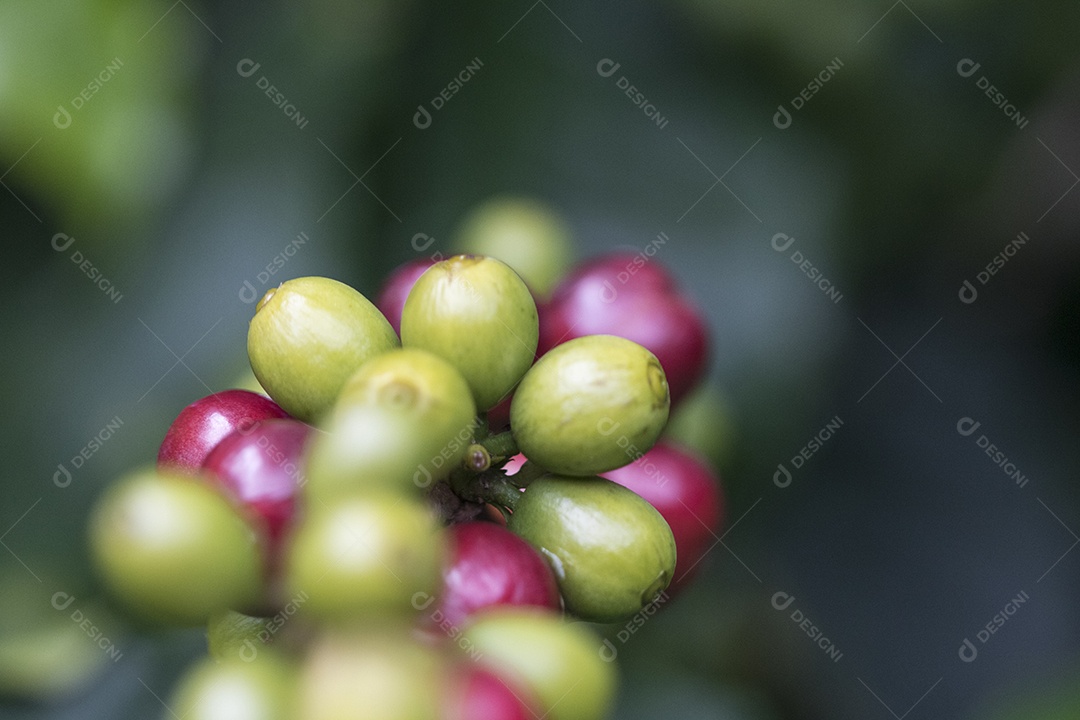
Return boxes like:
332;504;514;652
375;258;438;336
297;630;443;720
334;348;477;483
158;390;289;472
303;405;438;500
207;609;276;663
539;253;708;409
601;441;723;593
508;475;675;622
89;468;262;625
511;335;669;476
433;522;560;629
401;255;538;410
247;276;399;422
452;197;573;299
285;494;444;621
202;418;311;555
443;665;538;720
168;652;296;720
461;608;616;720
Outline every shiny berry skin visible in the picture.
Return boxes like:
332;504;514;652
201;418;312;553
305;349;478;500
508;475;676;623
539;253;708;409
461;608;616;720
511;335;669;476
601;440;723;592
285;494;444;621
158;390;289;472
376;258;438;336
401;255;538;411
167;652;297;720
247;276;400;422
443;665;537;720
89;468;262;626
434;522;560;629
298;630;443;720
452;197;574;299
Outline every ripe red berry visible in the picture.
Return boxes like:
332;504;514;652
434;521;561;629
158;390;289;472
201;418;312;553
538;253;708;409
443;665;537;720
376;258;438;336
601;440;723;592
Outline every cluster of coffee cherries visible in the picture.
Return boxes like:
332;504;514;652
88;200;724;720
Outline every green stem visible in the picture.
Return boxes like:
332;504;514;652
447;466;523;511
472;412;490;442
507;461;547;488
478;430;519;460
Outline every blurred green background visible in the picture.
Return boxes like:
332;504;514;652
3;1;1080;718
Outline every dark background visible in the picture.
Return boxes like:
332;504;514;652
2;1;1080;718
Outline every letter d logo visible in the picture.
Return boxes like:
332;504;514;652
51;592;75;611
771;233;795;253
956;417;981;437
956;59;981;78
771;591;795;611
596;59;620;78
51;233;75;252
958;279;978;304
413;105;432;130
238;280;259;304
599;639;618;662
53;463;72;488
958;638;978;662
53;105;72;130
773;104;792;130
236;58;261;78
773;463;792;488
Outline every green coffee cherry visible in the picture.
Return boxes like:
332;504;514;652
285;494;443;621
313;348;477;492
453;197;574;298
166;651;296;720
461;608;616;720
400;255;538;410
297;630;443;720
207;610;275;663
89;468;262;626
247;276;399;422
508;476;676;622
511;335;670;475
